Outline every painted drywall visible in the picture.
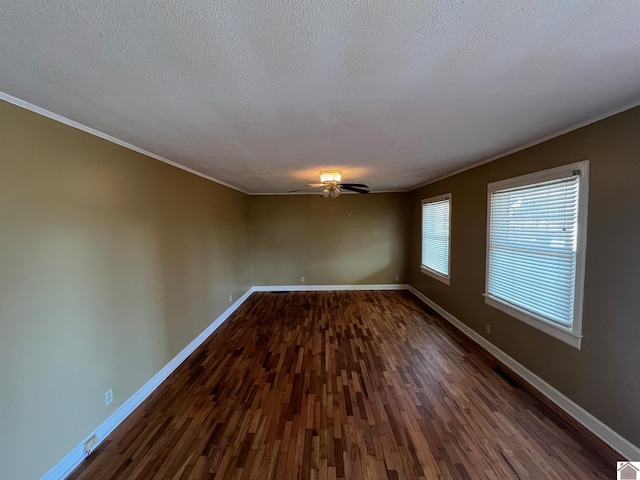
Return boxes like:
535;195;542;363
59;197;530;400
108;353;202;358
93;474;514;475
409;106;640;447
250;193;409;286
0;100;252;480
3;1;640;193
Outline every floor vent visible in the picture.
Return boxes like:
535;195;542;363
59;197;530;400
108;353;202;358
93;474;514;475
492;366;520;389
422;305;435;315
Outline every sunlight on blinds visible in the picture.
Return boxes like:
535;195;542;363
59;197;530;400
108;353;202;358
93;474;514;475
422;197;450;277
487;175;580;326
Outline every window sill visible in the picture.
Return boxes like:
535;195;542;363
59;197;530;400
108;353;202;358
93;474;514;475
484;294;582;349
420;265;450;285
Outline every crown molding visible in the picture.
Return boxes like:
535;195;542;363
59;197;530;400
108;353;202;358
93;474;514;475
5;90;638;197
410;98;640;191
0;91;249;194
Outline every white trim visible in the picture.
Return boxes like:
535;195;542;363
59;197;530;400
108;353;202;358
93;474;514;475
252;284;408;292
487;160;589;191
419;266;450;285
41;282;640;479
4;91;638;197
484;161;589;349
39;284;407;477
40;287;255;480
411;98;640;191
0;91;249;195
420;193;452;284
484;295;581;349
406;285;640;461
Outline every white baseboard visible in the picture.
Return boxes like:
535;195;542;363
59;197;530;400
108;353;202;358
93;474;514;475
252;284;409;292
43;284;638;480
406;285;640;461
40;287;255;480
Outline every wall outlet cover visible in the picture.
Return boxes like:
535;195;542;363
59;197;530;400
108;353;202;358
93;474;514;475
83;435;98;456
105;388;113;407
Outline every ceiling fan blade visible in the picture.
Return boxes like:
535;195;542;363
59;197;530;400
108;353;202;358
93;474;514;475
304;183;325;187
340;185;369;194
339;183;369;188
288;186;324;193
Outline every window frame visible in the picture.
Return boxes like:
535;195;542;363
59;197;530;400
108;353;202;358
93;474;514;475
420;193;452;285
484;161;589;349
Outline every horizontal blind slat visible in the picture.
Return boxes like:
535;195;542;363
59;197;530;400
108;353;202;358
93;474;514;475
487;174;580;327
422;197;450;277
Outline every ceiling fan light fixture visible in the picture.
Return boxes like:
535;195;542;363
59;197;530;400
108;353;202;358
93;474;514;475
321;184;340;198
320;170;342;183
292;170;367;200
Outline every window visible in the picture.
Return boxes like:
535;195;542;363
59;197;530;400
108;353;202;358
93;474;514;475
421;194;451;284
485;161;589;349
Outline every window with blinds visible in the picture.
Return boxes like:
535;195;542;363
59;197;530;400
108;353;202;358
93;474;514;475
485;161;589;348
421;194;451;283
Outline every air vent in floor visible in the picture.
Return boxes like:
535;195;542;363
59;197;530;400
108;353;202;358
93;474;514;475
492;366;520;388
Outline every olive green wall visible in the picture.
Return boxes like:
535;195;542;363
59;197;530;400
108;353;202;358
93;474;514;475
0;100;252;480
3;94;638;479
409;106;640;447
250;193;409;286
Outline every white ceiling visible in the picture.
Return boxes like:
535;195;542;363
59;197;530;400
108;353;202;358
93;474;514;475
2;0;640;193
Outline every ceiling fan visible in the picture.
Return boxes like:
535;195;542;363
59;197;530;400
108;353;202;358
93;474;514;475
290;170;370;198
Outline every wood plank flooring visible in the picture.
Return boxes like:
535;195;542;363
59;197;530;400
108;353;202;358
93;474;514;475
68;291;617;480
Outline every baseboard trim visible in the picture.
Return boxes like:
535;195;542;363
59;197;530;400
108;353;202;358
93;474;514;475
406;285;640;461
42;284;638;479
252;284;409;292
40;288;255;480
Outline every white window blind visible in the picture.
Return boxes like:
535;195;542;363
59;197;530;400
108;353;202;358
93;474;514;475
421;195;451;278
487;173;580;327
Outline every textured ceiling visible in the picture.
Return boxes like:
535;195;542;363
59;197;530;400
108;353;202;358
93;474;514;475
2;0;640;193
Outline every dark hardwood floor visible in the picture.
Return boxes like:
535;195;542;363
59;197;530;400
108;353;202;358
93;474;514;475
68;291;617;480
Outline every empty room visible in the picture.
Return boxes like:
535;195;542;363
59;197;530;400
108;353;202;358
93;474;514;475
1;1;639;479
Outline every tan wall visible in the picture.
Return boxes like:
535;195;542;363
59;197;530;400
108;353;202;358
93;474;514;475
250;193;409;286
5;92;638;478
0;100;252;480
409;106;640;447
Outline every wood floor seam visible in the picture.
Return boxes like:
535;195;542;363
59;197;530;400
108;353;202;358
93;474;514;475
67;291;618;480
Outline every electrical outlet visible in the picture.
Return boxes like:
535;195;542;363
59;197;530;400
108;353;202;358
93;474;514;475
395;275;400;281
83;434;98;457
105;388;113;407
300;276;305;283
485;323;491;334
229;294;233;303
